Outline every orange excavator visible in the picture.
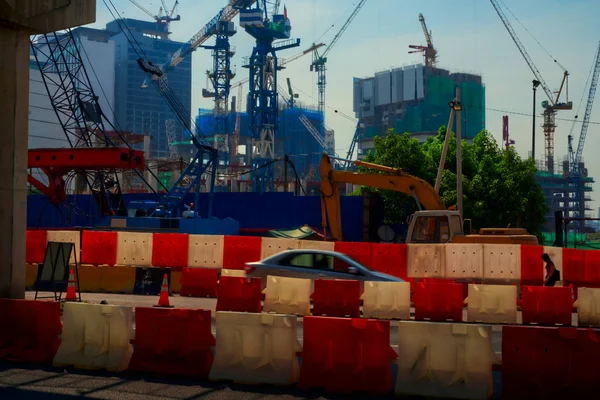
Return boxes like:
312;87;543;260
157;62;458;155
319;154;538;245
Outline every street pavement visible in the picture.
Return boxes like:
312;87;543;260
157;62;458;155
5;292;514;398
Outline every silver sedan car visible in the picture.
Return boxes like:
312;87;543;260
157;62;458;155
244;249;403;290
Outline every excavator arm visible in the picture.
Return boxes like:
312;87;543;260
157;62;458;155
319;154;445;241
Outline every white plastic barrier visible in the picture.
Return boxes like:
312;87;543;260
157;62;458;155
445;244;483;279
53;303;133;372
465;284;517;324
260;238;299;259
395;321;498;399
482;244;520;281
543;245;563;277
209;312;301;385
115;232;153;266
407;244;446;278
47;230;81;264
361;281;411;319
188;234;224;268
298;240;335;252
262;276;311;316
574;287;600;327
221;269;247;278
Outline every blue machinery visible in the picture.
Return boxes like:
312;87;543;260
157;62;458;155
240;2;300;192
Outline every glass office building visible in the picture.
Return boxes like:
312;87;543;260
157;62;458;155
106;19;192;159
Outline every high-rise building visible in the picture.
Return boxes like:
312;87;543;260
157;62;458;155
107;19;191;159
353;64;485;156
28;19;191;160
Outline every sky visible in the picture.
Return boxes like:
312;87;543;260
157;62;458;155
91;0;600;214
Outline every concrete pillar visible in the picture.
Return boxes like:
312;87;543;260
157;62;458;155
0;0;96;298
0;29;29;298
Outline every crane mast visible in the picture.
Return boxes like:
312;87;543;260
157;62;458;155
311;0;367;130
490;0;571;173
568;41;600;230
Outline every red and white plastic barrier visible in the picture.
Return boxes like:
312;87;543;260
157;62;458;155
25;229;600;289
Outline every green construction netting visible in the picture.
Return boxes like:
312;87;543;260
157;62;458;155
540;232;600;249
158;171;172;189
268;226;319;240
363;125;379;139
390;73;485;139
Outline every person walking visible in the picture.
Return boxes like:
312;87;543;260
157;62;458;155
542;253;560;287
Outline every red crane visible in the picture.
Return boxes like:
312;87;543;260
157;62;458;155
408;13;437;67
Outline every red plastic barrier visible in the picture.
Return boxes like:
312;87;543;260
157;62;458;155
129;308;215;378
222;235;262;270
311;279;360;317
521;286;572;326
563;248;586;284
299;316;397;394
520;245;544;285
584;249;600;284
414;282;463;322
503;326;600;399
370;243;407;279
152;233;189;268
0;299;61;364
81;230;118;265
26;230;47;264
216;276;262;313
334;242;372;268
179;268;219;297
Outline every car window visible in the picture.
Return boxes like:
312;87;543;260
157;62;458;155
332;255;359;274
314;253;332;270
279;253;314;268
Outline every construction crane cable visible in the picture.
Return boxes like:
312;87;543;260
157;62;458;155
498;0;566;72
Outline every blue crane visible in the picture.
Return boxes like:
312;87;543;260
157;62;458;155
310;0;367;133
567;40;600;228
240;1;300;192
138;0;256;182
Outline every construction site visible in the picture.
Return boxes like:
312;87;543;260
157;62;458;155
23;0;600;238
3;0;600;398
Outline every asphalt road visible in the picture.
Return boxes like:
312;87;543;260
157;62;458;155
6;291;508;399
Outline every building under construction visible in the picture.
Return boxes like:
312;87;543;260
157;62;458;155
352;64;486;155
535;159;595;232
175;106;325;192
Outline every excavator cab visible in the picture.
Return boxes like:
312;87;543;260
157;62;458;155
406;210;539;245
406;210;463;244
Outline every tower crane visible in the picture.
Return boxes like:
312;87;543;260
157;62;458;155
129;0;180;36
490;0;572;173
408;13;437;67
230;42;324;91
311;0;367;130
240;1;300;192
568;40;600;229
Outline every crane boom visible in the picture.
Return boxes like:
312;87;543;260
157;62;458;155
574;40;600;168
156;0;256;78
419;13;432;47
129;0;157;20
321;0;367;59
230;43;324;90
489;0;555;104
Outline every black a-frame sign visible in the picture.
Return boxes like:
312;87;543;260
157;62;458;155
34;241;81;302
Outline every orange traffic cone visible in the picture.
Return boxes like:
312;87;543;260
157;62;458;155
154;273;173;308
65;268;78;302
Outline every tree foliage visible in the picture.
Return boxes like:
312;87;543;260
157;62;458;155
354;127;547;237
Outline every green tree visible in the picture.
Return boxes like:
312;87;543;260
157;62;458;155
355;127;547;237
